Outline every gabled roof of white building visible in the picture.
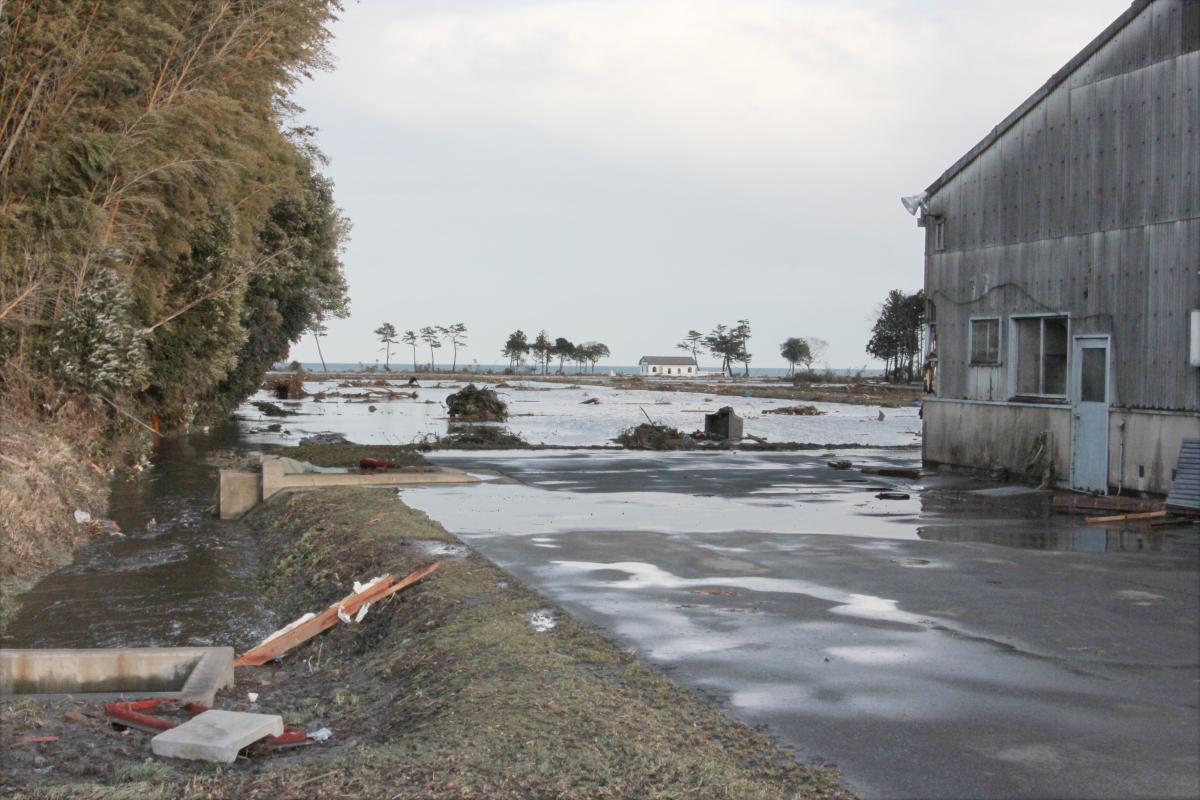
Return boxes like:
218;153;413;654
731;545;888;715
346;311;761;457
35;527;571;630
639;356;697;366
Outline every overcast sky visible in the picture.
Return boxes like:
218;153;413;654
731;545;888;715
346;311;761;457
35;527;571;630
287;0;1129;370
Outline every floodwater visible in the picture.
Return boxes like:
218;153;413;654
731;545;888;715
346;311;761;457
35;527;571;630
241;377;923;448
2;430;278;650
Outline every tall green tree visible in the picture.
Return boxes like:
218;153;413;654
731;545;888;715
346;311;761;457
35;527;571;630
502;330;529;368
676;330;704;363
532;331;553;375
780;338;811;376
402;330;419;371
441;323;467;371
866;290;925;382
375;323;398;370
552;337;575;374
420;326;441;371
579;342;610;373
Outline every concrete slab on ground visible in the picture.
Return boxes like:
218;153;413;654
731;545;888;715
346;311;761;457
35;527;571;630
151;709;283;763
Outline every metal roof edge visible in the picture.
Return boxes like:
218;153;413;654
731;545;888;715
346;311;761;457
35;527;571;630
924;0;1154;199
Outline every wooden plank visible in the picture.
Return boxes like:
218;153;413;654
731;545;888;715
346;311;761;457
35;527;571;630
1085;510;1168;524
235;563;441;667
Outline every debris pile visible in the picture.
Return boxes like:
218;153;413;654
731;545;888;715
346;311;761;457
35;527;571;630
433;424;527;449
265;372;308;399
251;400;295;417
616;422;688;450
763;405;824;416
445;384;508;421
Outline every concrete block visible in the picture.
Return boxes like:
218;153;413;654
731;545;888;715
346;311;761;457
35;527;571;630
1;647;234;706
151;710;283;763
260;456;479;500
219;470;260;519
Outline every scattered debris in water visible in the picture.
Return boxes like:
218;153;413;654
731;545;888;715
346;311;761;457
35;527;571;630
251;400;295;417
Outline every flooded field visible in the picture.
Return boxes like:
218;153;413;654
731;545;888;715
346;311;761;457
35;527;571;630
240;376;923;448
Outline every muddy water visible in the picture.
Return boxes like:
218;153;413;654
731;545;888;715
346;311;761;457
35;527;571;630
2;429;277;650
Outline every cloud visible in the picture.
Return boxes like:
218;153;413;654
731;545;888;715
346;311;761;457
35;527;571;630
292;0;1132;367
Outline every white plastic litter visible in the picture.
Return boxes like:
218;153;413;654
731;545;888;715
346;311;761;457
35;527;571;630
73;509;92;524
257;612;317;647
336;575;387;623
528;609;557;632
247;692;259;703
309;727;333;742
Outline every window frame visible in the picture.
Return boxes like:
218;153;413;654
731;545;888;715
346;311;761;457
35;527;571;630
968;316;1002;366
933;218;946;251
1009;313;1070;400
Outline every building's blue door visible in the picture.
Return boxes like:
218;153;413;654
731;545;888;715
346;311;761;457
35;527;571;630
1071;336;1110;494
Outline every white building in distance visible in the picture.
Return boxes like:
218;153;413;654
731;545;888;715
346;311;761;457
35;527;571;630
639;356;697;377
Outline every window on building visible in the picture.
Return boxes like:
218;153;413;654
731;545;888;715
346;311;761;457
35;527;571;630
1014;316;1068;397
1080;347;1107;403
934;218;946;251
969;318;1000;365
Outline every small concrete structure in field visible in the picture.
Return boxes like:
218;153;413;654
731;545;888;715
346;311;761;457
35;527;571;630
704;406;743;441
219;456;480;518
0;647;234;706
151;709;284;763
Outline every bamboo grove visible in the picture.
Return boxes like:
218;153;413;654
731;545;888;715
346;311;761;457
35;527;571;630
0;0;350;436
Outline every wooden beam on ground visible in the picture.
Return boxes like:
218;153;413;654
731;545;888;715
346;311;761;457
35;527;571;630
235;562;441;667
1085;510;1169;525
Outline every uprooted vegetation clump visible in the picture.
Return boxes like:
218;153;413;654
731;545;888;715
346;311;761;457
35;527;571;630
763;404;825;416
615;422;690;450
445;384;508;421
263;371;308;400
428;424;528;449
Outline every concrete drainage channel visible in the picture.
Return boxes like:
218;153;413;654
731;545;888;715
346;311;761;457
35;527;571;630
1;647;235;706
5;453;467;766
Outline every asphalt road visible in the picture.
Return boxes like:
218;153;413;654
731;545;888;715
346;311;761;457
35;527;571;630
410;449;1200;800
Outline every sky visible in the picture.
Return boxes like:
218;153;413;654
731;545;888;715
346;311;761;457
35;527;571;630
286;0;1130;370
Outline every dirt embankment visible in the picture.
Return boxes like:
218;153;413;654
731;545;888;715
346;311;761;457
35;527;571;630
0;416;111;631
2;487;852;800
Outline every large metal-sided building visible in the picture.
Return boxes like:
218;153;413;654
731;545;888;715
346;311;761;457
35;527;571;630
914;0;1199;495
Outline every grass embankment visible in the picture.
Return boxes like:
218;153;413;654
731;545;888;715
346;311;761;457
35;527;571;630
2;487;852;799
0;418;109;631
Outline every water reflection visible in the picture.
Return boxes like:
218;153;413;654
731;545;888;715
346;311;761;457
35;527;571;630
918;523;1198;555
2;428;277;650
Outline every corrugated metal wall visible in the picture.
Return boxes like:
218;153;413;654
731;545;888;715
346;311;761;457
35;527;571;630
925;0;1200;412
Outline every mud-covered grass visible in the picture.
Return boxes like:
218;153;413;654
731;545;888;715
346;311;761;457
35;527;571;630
2;487;852;799
268;443;431;469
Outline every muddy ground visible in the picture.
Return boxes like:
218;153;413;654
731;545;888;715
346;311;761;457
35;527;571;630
1;487;853;800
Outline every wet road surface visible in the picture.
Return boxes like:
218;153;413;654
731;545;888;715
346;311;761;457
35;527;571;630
406;449;1200;800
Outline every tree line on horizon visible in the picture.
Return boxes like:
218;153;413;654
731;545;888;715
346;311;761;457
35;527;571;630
371;323;468;371
358;291;924;379
503;331;611;374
